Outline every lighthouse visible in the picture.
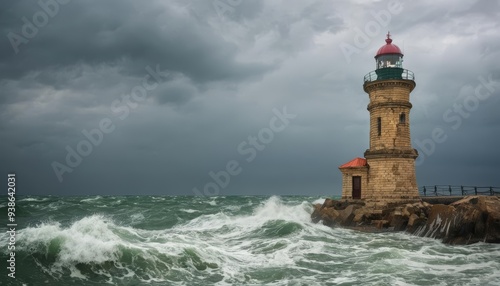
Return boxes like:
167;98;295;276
339;32;420;202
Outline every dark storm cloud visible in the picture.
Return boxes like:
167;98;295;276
1;0;499;196
154;74;197;105
0;0;271;83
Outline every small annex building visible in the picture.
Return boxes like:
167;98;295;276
339;158;368;200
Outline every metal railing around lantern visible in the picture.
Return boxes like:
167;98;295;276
364;68;415;83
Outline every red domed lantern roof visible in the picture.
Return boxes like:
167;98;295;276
376;32;403;57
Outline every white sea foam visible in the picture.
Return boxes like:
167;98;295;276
223;205;241;212
130;213;145;224
19;197;49;202
312;198;326;205
14;214;160;283
80;196;103;203
18;215;122;264
180;208;199;213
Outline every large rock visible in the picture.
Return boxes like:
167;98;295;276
411;204;457;240
318;198;333;209
338;204;360;226
407;213;426;232
311;203;323;224
321;208;341;226
310;196;500;245
413;196;500;244
311;201;341;226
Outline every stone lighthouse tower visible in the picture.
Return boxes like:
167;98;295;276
339;32;420;202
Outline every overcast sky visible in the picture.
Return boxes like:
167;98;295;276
1;0;499;196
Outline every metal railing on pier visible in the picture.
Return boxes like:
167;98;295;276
420;185;500;197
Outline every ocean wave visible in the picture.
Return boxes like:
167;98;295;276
18;215;122;264
175;196;312;233
11;214;228;283
129;213;145;224
312;198;326;205
19;197;49;202
5;196;500;285
80;196;103;203
180;209;199;213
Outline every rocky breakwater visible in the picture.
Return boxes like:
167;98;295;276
311;196;500;244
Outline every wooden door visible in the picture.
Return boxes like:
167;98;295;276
352;176;361;199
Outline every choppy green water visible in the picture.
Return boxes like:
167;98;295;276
1;195;499;285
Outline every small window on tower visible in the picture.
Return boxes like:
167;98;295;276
377;117;381;136
400;113;406;124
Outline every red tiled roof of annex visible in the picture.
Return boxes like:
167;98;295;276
339;157;367;169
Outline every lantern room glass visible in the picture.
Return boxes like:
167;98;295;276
376;55;403;69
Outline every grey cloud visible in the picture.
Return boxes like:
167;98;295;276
1;0;272;83
154;75;197;105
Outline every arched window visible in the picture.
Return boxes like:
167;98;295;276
399;113;406;124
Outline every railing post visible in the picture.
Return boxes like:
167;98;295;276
423;186;426;196
449;185;452;196
461;185;464;196
475;187;477;195
491;186;494;196
434;185;437;196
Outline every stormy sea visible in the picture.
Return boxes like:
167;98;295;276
1;195;500;285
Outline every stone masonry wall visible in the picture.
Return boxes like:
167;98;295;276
369;106;411;150
366;157;419;200
366;81;415;151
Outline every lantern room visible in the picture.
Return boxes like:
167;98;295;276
371;32;406;81
375;32;403;69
